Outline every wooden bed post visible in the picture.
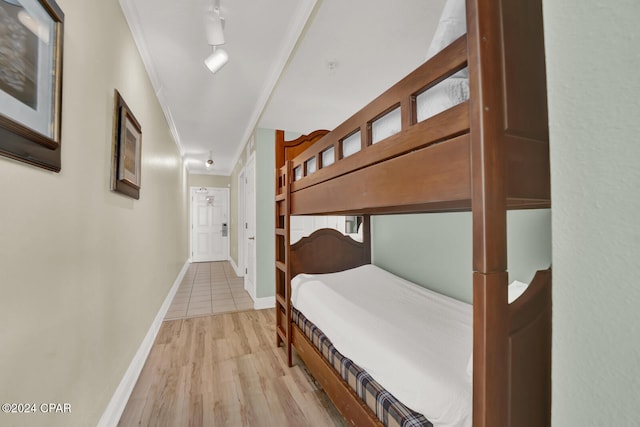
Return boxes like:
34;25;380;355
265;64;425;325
467;0;509;425
275;130;330;368
275;131;293;366
467;0;551;425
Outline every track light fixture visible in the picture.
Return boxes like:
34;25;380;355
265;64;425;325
205;8;225;46
205;46;229;74
204;1;228;74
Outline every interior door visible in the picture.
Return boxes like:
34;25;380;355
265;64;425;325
244;156;256;297
191;187;229;262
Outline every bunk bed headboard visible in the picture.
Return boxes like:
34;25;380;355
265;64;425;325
289;226;371;278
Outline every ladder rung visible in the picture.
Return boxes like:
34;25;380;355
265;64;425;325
275;228;286;236
277;326;287;341
276;261;286;272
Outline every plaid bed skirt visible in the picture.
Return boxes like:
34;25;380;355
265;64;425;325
291;307;432;427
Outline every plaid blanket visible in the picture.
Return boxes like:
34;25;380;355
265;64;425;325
292;307;432;427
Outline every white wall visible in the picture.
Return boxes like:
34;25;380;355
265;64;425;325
0;1;188;426
543;0;640;424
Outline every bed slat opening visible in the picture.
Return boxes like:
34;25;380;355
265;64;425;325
340;130;361;159
416;66;469;123
293;165;302;182
371;104;402;145
321;146;335;168
305;156;317;176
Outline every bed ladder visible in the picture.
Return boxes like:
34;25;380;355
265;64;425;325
275;160;293;366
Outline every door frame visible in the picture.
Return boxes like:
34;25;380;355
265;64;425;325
237;168;245;276
189;186;230;262
242;153;257;299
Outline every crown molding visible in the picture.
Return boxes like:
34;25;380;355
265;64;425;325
228;0;319;171
119;0;185;157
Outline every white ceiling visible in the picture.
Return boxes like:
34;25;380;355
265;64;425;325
120;0;446;175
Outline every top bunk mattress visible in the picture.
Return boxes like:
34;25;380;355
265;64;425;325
291;264;472;427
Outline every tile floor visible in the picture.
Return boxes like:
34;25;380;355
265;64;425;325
164;261;254;320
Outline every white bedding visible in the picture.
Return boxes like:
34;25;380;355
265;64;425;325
415;0;469;123
291;264;472;427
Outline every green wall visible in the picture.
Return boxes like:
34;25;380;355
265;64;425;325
229;136;253;270
372;210;552;303
255;128;276;298
543;0;640;424
229;129;298;298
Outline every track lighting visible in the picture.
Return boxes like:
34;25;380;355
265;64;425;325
205;47;229;74
204;1;228;74
205;9;225;46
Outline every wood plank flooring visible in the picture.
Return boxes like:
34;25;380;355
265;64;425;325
118;309;347;427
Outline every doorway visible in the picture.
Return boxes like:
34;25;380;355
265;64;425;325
190;187;229;262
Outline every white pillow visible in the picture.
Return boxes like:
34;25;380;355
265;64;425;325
508;280;529;303
466;280;531;377
416;77;469;121
426;0;468;78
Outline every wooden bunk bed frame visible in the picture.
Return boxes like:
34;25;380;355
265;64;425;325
274;0;551;426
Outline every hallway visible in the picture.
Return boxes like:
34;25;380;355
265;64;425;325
118;309;346;426
165;262;254;320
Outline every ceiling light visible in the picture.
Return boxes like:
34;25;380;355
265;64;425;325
205;151;214;168
205;47;229;74
204;1;228;74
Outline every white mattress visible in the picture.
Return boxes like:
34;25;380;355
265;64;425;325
291;264;472;427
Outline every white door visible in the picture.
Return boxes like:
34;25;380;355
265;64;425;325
244;156;256;297
191;187;229;262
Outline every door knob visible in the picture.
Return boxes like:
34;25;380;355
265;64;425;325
248;236;255;240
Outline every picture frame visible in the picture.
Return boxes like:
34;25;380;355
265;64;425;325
0;0;64;172
111;90;142;199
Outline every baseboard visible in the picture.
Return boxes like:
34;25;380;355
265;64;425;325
97;260;190;427
253;295;276;310
229;256;243;277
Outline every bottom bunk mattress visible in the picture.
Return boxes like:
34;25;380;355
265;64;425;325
292;307;432;427
290;264;472;427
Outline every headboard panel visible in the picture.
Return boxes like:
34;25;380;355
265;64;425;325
290;224;371;278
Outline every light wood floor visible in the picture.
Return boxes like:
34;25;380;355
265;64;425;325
118;309;347;427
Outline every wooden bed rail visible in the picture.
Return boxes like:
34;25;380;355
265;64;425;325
279;35;468;192
507;269;552;427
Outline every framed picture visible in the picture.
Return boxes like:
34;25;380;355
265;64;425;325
111;90;142;199
0;0;64;172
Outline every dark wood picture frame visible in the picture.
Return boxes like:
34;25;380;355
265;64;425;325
0;0;64;172
111;90;142;199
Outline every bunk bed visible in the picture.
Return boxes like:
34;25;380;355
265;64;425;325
274;0;551;426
